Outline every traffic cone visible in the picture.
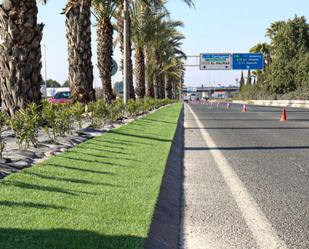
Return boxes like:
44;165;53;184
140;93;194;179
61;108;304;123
242;104;247;112
280;107;287;121
227;103;231;109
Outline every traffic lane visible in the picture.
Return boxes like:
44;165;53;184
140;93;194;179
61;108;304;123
182;109;259;249
188;103;309;249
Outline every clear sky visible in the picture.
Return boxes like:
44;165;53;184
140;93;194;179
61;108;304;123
33;1;309;88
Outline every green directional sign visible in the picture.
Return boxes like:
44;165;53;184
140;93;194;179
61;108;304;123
200;53;232;70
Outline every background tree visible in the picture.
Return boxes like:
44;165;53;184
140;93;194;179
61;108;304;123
63;80;71;87
46;79;61;88
266;16;309;94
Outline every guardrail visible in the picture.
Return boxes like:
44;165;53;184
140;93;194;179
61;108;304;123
233;100;309;108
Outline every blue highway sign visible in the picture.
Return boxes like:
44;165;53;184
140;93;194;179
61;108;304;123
232;53;264;70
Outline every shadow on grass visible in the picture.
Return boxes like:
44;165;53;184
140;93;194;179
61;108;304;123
46;163;113;175
4;180;102;196
3;181;77;196
67;150;140;163
57;154;126;167
78;144;130;155
0;201;68;210
110;130;172;143
0;228;145;249
23;172;121;187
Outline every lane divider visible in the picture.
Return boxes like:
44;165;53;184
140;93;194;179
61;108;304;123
186;104;288;249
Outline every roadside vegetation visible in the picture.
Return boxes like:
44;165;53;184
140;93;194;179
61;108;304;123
237;16;309;100
0;103;182;249
0;0;194;115
0;98;175;152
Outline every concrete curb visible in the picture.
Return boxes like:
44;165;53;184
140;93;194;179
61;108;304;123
144;105;184;249
233;100;309;108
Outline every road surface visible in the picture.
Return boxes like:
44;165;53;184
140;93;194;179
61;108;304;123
181;102;309;249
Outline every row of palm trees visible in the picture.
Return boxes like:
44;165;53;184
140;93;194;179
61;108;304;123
0;0;193;116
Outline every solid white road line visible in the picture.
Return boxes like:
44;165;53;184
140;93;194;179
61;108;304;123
186;104;288;249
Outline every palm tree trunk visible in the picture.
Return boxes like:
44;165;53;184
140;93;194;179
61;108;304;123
0;0;43;116
145;50;154;98
153;73;160;99
135;47;145;98
117;4;135;99
165;76;173;99
159;74;164;99
64;0;95;103
97;17;113;103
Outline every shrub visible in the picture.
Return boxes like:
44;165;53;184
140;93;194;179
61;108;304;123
86;100;109;128
0;112;9;158
71;102;85;130
109;100;125;123
43;102;73;142
10;103;41;149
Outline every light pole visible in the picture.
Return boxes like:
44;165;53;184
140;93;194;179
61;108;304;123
123;0;129;106
42;44;48;99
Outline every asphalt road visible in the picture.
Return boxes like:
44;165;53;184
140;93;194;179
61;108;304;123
181;102;309;249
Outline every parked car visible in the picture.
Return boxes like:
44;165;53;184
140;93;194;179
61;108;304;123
49;91;72;104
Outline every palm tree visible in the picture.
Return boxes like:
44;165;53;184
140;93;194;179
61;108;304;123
250;42;271;66
93;0;118;103
63;0;95;103
148;17;185;99
249;42;272;84
118;0;194;99
116;1;135;99
131;1;147;98
265;21;284;40
0;0;44;116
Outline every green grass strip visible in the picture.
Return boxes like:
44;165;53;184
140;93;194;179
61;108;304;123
0;103;182;249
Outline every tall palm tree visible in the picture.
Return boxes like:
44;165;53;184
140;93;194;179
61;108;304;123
0;0;44;116
249;42;272;84
117;1;135;99
265;21;284;40
118;0;194;99
93;0;118;103
148;18;185;99
63;0;95;103
250;42;271;66
131;1;147;98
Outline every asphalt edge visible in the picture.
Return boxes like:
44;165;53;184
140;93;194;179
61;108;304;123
144;103;185;249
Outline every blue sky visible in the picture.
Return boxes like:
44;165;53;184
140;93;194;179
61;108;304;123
35;0;309;88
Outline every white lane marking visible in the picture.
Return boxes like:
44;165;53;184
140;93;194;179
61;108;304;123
186;104;288;249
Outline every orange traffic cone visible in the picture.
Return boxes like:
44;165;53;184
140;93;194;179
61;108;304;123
242;104;247;112
280;107;287;121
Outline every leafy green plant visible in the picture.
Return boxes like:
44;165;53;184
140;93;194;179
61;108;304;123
71;102;85;130
109;100;125;123
56;104;73;137
10;103;41;149
43;102;73;142
0;112;9;158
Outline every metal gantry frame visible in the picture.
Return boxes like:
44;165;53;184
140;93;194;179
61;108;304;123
184;55;200;67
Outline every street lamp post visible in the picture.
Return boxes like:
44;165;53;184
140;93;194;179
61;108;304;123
123;0;129;106
42;44;47;99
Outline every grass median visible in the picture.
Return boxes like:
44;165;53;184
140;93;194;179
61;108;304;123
0;102;182;249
